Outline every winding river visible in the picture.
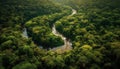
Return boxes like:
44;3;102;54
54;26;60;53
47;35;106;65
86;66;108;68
22;9;77;52
50;9;77;52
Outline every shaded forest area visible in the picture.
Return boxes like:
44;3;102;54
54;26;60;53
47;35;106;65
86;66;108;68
0;0;120;69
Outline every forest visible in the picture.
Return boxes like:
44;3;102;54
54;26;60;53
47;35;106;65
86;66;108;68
0;0;120;69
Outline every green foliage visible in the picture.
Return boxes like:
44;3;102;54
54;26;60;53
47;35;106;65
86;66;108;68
12;61;37;69
0;0;64;28
0;0;120;69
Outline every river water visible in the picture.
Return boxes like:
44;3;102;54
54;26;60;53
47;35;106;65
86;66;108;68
50;9;77;52
22;28;28;38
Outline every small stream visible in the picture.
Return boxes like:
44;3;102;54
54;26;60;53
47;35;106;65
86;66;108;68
22;28;28;38
70;9;77;16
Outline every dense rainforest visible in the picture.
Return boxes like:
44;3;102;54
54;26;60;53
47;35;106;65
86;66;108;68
0;0;120;69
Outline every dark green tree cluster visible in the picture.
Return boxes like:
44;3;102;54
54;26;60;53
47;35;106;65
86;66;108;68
0;0;64;28
55;0;120;68
0;27;46;69
0;0;67;69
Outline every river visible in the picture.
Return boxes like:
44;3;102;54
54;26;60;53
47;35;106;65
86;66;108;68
22;9;77;53
50;9;77;53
